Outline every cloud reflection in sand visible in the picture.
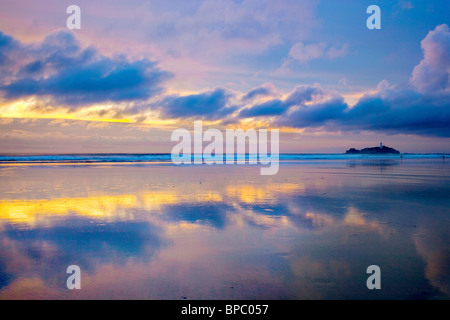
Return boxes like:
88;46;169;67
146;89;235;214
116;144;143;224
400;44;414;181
0;162;449;299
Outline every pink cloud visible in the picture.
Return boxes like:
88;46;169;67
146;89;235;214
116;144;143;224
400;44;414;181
286;42;348;64
410;24;450;93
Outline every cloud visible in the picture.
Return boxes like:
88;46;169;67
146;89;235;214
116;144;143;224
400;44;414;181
157;88;237;120
0;217;164;289
327;43;349;59
146;0;319;56
410;24;450;94
0;30;171;107
241;84;274;101
398;0;414;10
1;20;449;140
0;32;15;63
273;84;450;137
274;85;450;137
162;203;232;229
0;31;21;80
343;88;450;136
286;42;348;64
239;84;322;118
278;97;347;129
288;42;325;63
343;25;450;136
260;25;449;137
239;99;286;117
284;84;322;105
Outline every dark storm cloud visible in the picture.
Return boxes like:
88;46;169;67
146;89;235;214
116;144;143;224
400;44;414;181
0;31;171;107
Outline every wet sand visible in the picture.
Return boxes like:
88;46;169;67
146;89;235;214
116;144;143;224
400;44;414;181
0;159;449;299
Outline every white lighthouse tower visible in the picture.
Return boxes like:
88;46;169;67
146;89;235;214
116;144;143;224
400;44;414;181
380;142;383;149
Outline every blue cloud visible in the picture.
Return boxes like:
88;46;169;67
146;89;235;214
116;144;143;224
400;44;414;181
0;31;171;106
275;88;450;137
239;85;320;118
242;86;271;101
0;217;164;288
278;97;347;128
239;99;286;117
162;203;232;229
0;31;16;61
343;90;450;136
259;25;450;138
158;88;236;120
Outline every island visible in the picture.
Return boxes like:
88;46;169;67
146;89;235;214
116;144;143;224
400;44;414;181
345;143;400;155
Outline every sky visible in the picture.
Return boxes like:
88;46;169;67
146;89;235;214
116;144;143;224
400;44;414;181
0;0;449;153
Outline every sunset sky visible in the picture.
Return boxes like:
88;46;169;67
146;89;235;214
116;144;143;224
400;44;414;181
0;0;449;153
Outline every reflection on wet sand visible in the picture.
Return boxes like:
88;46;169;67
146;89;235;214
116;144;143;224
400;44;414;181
0;195;138;224
0;161;449;299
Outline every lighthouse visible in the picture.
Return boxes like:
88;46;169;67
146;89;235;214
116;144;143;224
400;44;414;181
380;142;383;149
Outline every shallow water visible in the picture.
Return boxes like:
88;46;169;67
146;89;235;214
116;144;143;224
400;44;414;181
0;158;449;299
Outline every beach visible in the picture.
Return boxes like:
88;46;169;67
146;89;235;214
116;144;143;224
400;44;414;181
0;157;449;299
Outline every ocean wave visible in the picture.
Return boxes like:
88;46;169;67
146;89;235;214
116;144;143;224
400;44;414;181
0;153;448;164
